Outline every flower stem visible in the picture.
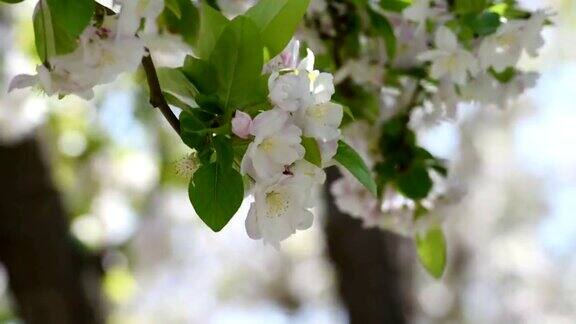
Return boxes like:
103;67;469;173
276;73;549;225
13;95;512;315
141;49;181;134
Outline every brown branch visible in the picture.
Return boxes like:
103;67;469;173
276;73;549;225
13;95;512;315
141;50;181;134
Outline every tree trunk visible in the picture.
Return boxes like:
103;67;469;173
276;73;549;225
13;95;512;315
324;167;414;324
0;138;102;324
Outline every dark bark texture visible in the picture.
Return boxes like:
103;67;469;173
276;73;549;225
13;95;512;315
0;138;102;324
324;167;414;324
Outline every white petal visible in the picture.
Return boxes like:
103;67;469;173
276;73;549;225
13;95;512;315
313;72;335;104
295;209;314;230
435;26;457;51
297;48;315;72
8;74;37;92
245;203;262;239
252;109;288;139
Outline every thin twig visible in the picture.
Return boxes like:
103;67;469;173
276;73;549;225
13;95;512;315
141;49;181;134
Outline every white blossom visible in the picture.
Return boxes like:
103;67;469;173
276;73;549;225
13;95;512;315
478;11;547;72
9;16;145;99
268;72;313;112
9;62;95;99
331;173;382;227
245;160;325;248
295;101;343;142
241;109;305;182
403;0;439;29
418;26;478;85
115;0;165;36
461;72;539;108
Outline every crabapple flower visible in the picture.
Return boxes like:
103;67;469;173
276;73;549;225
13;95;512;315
78;24;145;84
241;109;305;182
297;49;336;104
418;26;478;85
245;160;325;248
331;173;383;227
478;11;547;72
403;0;442;30
9;63;95;99
268;72;313;112
9;16;145;99
174;152;200;179
115;0;165;36
231;110;253;139
461;72;539;108
295;102;343;141
241;46;342;244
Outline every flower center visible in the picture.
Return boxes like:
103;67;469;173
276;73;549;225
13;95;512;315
497;33;517;51
265;191;290;218
258;137;276;153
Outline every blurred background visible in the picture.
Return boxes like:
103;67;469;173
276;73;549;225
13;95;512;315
0;0;575;323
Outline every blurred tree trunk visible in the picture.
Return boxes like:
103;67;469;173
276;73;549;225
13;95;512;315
0;138;102;324
324;167;414;324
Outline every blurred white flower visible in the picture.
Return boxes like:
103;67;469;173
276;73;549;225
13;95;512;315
418;26;478;85
115;0;165;36
479;11;548;72
403;0;439;29
462;72;539;109
10;15;145;99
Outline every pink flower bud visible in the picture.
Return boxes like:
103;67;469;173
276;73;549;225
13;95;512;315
232;110;253;139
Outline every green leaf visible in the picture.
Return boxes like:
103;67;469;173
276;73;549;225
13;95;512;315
33;0;95;62
163;92;196;111
0;0;25;3
416;226;447;279
189;163;244;232
214;135;234;167
395;164;433;200
245;0;310;58
302;137;321;167
334;140;377;196
195;3;229;59
165;0;181;18
209;16;266;112
455;0;488;14
489;67;516;83
379;0;412;12
162;0;199;46
181;56;218;94
470;11;501;36
156;67;199;99
179;110;212;150
367;8;396;59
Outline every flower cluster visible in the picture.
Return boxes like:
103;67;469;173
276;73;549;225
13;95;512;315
232;47;343;248
9;0;164;99
396;1;549;124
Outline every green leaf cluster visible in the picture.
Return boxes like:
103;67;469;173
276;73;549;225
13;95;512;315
375;116;446;200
